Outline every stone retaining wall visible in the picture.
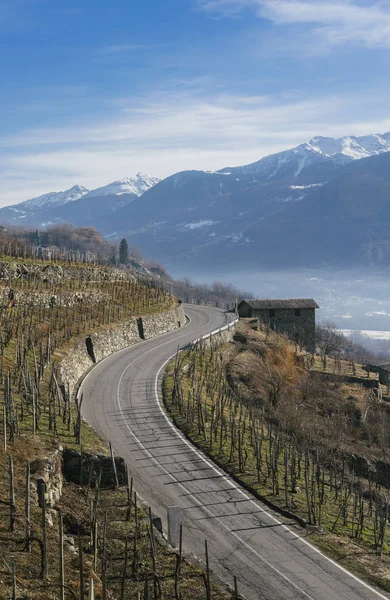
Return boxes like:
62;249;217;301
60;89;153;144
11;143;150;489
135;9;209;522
60;304;186;398
62;448;127;488
0;287;109;308
312;370;380;389
0;261;137;283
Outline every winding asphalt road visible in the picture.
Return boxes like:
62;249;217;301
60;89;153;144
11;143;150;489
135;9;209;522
80;305;389;600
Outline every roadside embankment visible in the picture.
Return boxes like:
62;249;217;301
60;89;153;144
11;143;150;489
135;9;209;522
163;319;390;593
60;304;186;398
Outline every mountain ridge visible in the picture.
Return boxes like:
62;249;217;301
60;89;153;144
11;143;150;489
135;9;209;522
18;185;90;211
82;173;161;199
2;132;390;271
6;132;390;215
219;132;390;182
1;172;160;228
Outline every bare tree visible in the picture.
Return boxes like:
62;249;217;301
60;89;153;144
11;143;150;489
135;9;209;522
316;321;345;370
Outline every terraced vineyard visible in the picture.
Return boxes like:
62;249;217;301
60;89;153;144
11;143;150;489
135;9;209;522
164;320;390;593
0;258;232;599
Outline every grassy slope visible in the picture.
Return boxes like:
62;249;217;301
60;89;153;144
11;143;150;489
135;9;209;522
163;321;390;593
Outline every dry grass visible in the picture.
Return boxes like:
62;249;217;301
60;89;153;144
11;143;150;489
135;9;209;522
0;440;232;599
163;321;390;593
0;258;232;599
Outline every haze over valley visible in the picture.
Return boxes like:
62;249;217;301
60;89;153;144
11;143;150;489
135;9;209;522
3;133;390;343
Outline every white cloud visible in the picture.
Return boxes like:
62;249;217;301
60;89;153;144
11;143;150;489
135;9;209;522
1;88;390;205
199;0;390;48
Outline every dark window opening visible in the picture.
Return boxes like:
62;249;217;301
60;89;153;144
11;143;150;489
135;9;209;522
269;309;275;318
295;309;301;317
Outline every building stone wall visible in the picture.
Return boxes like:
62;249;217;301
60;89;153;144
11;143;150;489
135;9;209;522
239;304;316;352
238;303;252;318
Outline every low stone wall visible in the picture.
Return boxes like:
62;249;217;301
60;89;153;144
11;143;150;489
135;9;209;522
348;454;390;488
312;371;380;389
60;305;186;398
62;448;127;488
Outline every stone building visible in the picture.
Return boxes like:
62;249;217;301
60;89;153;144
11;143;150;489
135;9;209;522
237;298;319;352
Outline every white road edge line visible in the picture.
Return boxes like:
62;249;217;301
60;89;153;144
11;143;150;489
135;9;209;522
82;306;389;600
152;344;390;599
116;346;316;599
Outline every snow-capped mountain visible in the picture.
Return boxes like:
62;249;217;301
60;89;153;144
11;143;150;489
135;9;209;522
0;173;160;228
221;132;390;181
83;173;161;199
3;132;390;273
18;185;89;211
13;173;160;214
90;150;390;272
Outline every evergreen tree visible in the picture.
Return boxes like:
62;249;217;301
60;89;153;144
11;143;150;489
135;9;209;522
119;238;128;264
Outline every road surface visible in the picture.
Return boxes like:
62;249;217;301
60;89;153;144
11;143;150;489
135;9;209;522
80;305;389;600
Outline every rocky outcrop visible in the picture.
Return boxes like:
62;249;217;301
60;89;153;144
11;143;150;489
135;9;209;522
60;305;186;398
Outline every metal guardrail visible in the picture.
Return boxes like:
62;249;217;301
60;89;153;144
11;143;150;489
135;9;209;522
182;297;235;310
191;317;239;346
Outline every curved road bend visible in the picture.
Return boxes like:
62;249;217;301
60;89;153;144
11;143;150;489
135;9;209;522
81;305;389;600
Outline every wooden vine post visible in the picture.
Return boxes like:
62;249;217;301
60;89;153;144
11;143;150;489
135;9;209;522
9;454;15;532
40;482;49;579
59;509;65;600
25;461;31;552
109;441;119;488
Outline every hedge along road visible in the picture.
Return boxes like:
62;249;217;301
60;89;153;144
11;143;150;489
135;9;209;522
80;305;389;600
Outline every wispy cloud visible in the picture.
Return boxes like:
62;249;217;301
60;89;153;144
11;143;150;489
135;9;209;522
198;0;390;48
0;92;355;149
1;87;390;205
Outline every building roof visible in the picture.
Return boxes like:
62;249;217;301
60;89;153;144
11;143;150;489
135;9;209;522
239;298;319;310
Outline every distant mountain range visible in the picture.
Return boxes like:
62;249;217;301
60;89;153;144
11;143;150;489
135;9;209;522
2;133;390;272
2;173;160;227
221;133;390;180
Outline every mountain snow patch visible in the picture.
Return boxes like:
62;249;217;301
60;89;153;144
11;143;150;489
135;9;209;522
19;185;89;210
222;132;390;180
84;173;160;198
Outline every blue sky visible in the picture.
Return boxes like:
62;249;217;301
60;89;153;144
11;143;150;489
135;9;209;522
1;0;390;205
